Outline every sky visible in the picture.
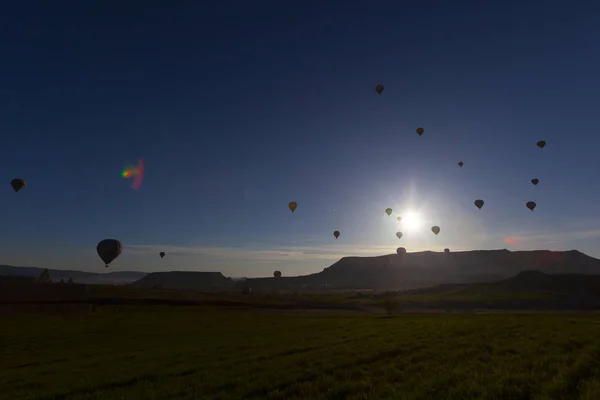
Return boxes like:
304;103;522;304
1;0;600;277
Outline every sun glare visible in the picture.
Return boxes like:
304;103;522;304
400;210;423;231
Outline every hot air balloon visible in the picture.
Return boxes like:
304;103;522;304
159;252;165;258
97;239;122;268
396;231;403;239
396;247;406;255
385;208;393;216
274;270;282;279
333;230;340;239
474;199;484;210
526;201;537;211
396;216;402;222
458;161;463;167
288;202;297;213
375;84;384;94
531;178;539;186
431;226;440;235
416;127;424;136
537;140;546;149
444;248;450;253
10;178;25;193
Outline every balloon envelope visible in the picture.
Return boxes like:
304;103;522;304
385;208;393;216
288;202;297;212
474;199;484;209
273;270;282;279
396;247;406;255
444;248;450;253
526;201;537;211
458;161;463;167
333;230;340;239
416;127;424;136
537;140;546;149
431;226;440;235
531;179;539;185
396;231;403;239
10;178;25;193
159;252;165;258
97;239;122;267
375;84;384;94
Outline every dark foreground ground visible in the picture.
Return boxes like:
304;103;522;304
2;305;600;400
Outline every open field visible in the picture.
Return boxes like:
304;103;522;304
3;306;600;399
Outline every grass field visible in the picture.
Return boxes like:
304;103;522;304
3;305;600;399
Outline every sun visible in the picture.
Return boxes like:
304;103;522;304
400;210;423;231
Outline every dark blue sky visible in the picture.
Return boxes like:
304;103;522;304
2;1;600;276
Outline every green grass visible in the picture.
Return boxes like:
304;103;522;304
3;306;600;399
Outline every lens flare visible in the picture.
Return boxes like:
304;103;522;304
121;159;144;190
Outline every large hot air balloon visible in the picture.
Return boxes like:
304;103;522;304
396;247;406;255
288;202;297;213
537;140;546;149
10;178;25;193
444;248;450;253
396;231;403;239
531;178;539;186
474;199;484;210
97;239;122;268
375;84;384;94
458;161;463;167
333;230;340;239
385;208;393;216
416;127;424;136
526;201;537;211
431;226;440;235
159;252;165;258
273;270;282;279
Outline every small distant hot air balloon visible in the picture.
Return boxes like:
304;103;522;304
385;208;393;216
416;127;424;136
396;216;402;222
531;178;539;186
458;161;463;167
526;201;537;211
97;239;122;268
444;248;450;253
474;199;484;210
273;270;282;279
537;140;546;149
431;226;440;235
375;84;384;94
288;202;297;213
397;247;407;255
159;252;165;258
10;178;25;193
333;230;340;239
396;231;403;239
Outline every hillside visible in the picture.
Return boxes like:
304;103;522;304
394;270;600;310
242;249;600;291
0;265;146;285
131;271;234;290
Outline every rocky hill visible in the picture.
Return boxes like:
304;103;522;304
242;249;600;291
131;271;234;290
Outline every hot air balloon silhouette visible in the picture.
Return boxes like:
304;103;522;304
526;201;537;211
396;232;403;239
288;202;297;212
10;178;25;193
385;208;393;216
159;252;165;258
416;127;424;136
97;239;122;268
474;199;484;210
333;230;340;239
375;84;384;94
431;226;440;235
536;140;546;149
